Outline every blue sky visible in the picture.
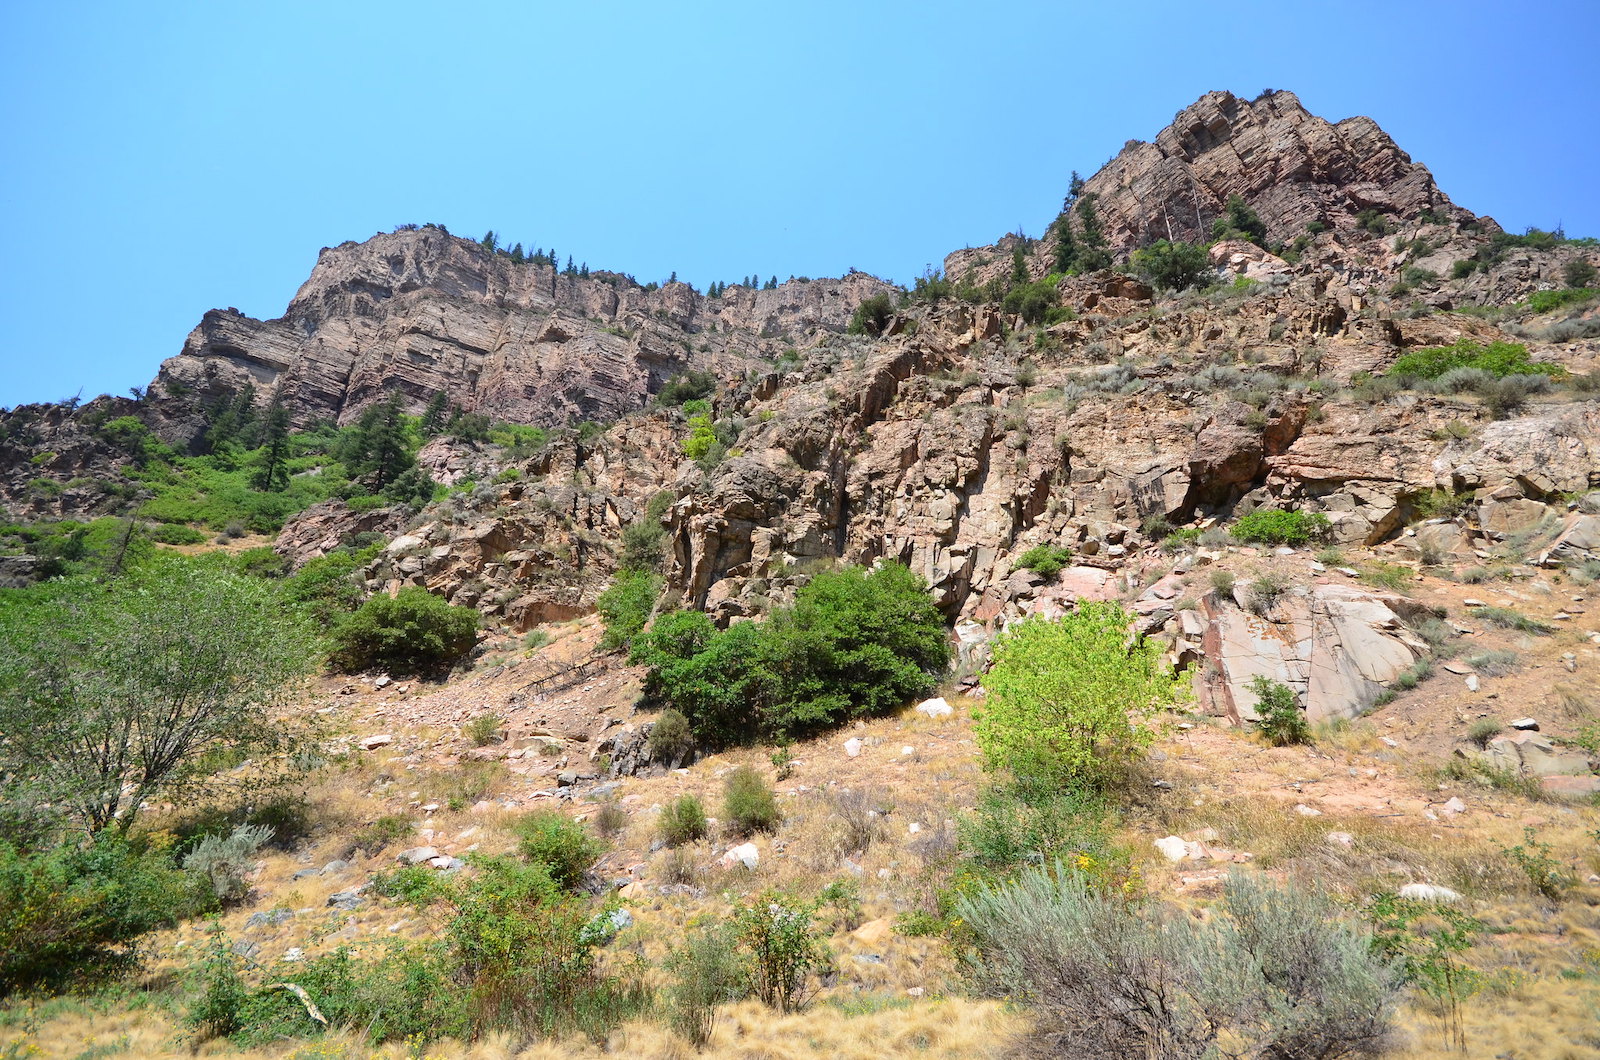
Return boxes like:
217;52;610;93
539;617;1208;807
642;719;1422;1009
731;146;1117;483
2;0;1597;408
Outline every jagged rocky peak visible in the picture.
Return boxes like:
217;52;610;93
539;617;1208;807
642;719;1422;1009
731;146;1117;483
150;225;894;439
948;89;1478;283
1087;89;1478;248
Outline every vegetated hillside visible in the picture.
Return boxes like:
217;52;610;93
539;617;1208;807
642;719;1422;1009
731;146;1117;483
0;89;1598;1060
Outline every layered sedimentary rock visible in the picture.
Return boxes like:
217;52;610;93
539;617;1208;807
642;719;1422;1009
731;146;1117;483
149;226;894;438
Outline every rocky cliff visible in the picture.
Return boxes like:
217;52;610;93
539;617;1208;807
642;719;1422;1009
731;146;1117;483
148;226;895;438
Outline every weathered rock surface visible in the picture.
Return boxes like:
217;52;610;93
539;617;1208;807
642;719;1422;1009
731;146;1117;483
147;227;895;438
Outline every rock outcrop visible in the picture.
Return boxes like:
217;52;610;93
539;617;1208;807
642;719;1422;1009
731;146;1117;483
147;226;895;439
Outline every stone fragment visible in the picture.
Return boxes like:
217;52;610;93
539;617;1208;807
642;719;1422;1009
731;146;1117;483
915;697;953;718
1397;883;1461;902
358;734;392;750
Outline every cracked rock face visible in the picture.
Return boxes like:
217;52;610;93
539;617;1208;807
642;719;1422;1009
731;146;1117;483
149;226;894;440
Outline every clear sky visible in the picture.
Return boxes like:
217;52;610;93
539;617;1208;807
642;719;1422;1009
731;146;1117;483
2;0;1597;408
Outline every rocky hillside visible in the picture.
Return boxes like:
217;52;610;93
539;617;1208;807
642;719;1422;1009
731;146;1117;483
150;227;894;438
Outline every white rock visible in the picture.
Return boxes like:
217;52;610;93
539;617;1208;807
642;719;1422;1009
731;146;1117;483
1380;736;1399;748
373;675;392;688
1463;598;1487;608
1398;883;1461;902
1465;675;1480;692
907;822;922;834
718;842;759;870
1325;832;1354;848
901;745;915;756
1442;797;1467;815
1509;717;1540;730
1294;804;1323;817
358;734;392;751
844;737;863;758
1154;836;1189;862
915;697;954;718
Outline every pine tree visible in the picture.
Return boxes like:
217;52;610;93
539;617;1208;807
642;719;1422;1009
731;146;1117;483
668;271;678;285
344;392;413;492
480;230;498;252
510;243;524;263
420;392;448;436
252;399;292;492
766;275;777;289
1076;192;1112;271
565;256;576;275
1010;247;1028;286
580;262;590;278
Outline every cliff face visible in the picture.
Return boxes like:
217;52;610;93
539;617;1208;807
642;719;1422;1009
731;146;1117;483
151;226;895;436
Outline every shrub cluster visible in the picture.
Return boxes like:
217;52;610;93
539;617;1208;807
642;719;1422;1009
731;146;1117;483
631;563;949;746
1232;508;1332;546
1387;339;1561;382
1014;543;1073;580
330;586;478;675
958;865;1399;1060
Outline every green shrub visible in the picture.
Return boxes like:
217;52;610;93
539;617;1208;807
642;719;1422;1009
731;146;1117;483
1247;571;1289;616
681;414;718;460
0;834;203;996
1469;605;1553;635
1249;676;1309;746
1002;276;1062;324
1210;569;1237;595
1015;543;1073;580
1528;287;1596;313
647;708;695;764
732;892;829;1012
149;523;208;545
1131;240;1211;291
659;795;708;847
1388;339;1561;381
330;587;478;675
1232;508;1332;546
596;569;662;651
666;921;746;1046
1466;718;1503;748
635;564;948;745
182;824;273;906
464;714;503;746
724;767;780;835
958;865;1399;1060
658;370;717;405
512;811;605;891
1499;826;1573;900
974;601;1175;796
846;294;895;336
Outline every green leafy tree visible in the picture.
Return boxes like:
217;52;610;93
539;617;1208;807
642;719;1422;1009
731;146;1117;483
1131;240;1212;291
596;569;662;651
974;601;1175;795
0;559;318;835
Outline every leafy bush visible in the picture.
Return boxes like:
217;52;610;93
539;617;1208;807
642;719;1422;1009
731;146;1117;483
0;834;203;996
464;714;503;746
974;601;1175;796
352;813;414;854
1002;276;1062;324
635;564;948;745
1528;287;1596;313
958;865;1399;1060
1015;543;1073;580
846;293;895;336
330;587;478;675
1131;239;1212;291
659;795;708;847
1249;676;1309;746
1388;339;1561;381
1211;194;1269;245
658;370;716;406
724;766;780;835
1232;508;1332;546
667;921;746;1045
182;824;273;906
512;811;605;891
596;569;661;651
149;522;208;545
732;892;829;1012
646;708;695;764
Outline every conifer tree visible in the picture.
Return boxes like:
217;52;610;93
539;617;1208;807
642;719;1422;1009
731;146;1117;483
252;399;292;492
420;392;448;436
1076;192;1112;271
